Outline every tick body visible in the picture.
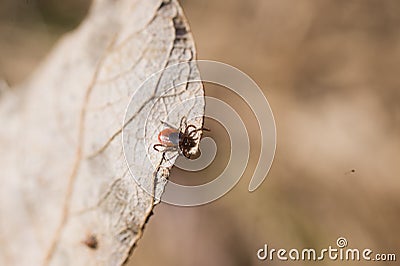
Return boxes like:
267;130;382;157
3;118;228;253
158;128;180;147
153;117;209;159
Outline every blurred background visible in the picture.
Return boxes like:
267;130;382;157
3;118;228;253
1;0;399;265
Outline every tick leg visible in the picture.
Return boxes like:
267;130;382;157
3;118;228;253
188;128;208;138
154;144;179;153
160;120;177;129
188;130;197;138
153;144;167;152
186;125;197;132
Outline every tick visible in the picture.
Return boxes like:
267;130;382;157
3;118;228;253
153;117;209;159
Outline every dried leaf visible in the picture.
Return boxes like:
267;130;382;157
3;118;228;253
0;0;204;265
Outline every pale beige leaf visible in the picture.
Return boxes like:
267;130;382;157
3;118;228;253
0;0;204;265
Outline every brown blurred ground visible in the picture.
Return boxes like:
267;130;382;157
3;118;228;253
0;0;90;84
1;1;399;266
